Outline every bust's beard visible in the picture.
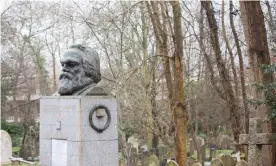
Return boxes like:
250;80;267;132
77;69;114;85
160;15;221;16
58;76;93;95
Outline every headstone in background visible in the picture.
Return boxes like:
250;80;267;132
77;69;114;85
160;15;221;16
189;139;195;155
210;149;216;161
127;135;139;152
18;144;32;161
157;144;168;162
210;158;223;166
39;95;118;166
192;162;202;166
200;145;206;166
148;155;159;166
167;160;178;166
236;160;248;166
1;130;12;164
210;144;216;160
128;147;138;166
220;154;235;166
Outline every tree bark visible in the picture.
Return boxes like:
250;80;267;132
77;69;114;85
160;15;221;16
170;2;187;165
201;1;241;146
221;0;239;96
265;1;275;36
229;0;250;161
239;1;275;165
51;53;57;91
147;1;187;165
229;0;249;134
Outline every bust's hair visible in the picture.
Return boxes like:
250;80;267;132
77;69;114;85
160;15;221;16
69;44;101;83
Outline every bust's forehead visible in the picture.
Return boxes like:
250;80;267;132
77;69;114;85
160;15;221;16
61;48;85;62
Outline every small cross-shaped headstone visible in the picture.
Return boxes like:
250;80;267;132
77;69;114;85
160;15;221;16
239;118;274;166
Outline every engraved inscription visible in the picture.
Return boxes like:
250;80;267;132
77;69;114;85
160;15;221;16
51;139;67;166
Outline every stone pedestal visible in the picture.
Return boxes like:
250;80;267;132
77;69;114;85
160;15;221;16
39;96;118;166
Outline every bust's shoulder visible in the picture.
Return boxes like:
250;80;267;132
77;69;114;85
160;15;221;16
52;84;112;96
81;85;110;96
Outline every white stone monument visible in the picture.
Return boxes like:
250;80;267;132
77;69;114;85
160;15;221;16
1;130;12;164
39;96;118;166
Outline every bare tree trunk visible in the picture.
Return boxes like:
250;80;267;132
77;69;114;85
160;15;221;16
170;2;187;165
197;6;225;100
229;0;249;160
265;1;275;36
147;2;187;165
201;1;241;146
221;0;239;96
151;51;159;155
239;1;275;165
51;53;57;91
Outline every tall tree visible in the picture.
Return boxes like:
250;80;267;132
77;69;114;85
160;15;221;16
221;0;238;96
240;1;275;165
146;1;187;165
201;1;241;146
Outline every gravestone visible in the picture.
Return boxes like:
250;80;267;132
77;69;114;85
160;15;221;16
148;155;159;166
236;160;248;166
210;158;223;166
200;145;206;166
1;130;12;164
239;118;274;166
128;147;138;166
192;162;202;166
167;160;178;166
220;154;235;166
39;95;118;166
209;144;216;160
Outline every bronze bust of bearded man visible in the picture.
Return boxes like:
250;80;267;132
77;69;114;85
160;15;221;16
54;44;105;96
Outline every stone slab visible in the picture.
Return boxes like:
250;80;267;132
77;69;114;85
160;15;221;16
39;96;118;166
1;130;12;164
239;133;273;145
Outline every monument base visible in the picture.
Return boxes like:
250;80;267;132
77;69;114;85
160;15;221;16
39;96;118;166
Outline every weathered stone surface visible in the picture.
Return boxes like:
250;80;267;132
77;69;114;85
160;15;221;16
148;155;159;166
211;158;224;166
248;144;262;166
40;95;118;166
239;133;273;145
167;160;178;166
238;118;275;166
55;44;101;96
236;160;248;166
1;130;12;164
220;154;235;166
248;118;262;134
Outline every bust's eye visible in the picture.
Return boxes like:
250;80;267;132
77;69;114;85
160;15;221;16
68;62;78;67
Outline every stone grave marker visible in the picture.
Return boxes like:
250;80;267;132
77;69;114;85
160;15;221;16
200;144;206;165
210;158;223;166
220;154;235;166
239;118;275;166
40;95;118;166
167;160;178;166
148;155;159;166
210;149;216;160
192;162;202;166
236;160;248;166
128;147;138;166
40;45;118;166
1;130;12;164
